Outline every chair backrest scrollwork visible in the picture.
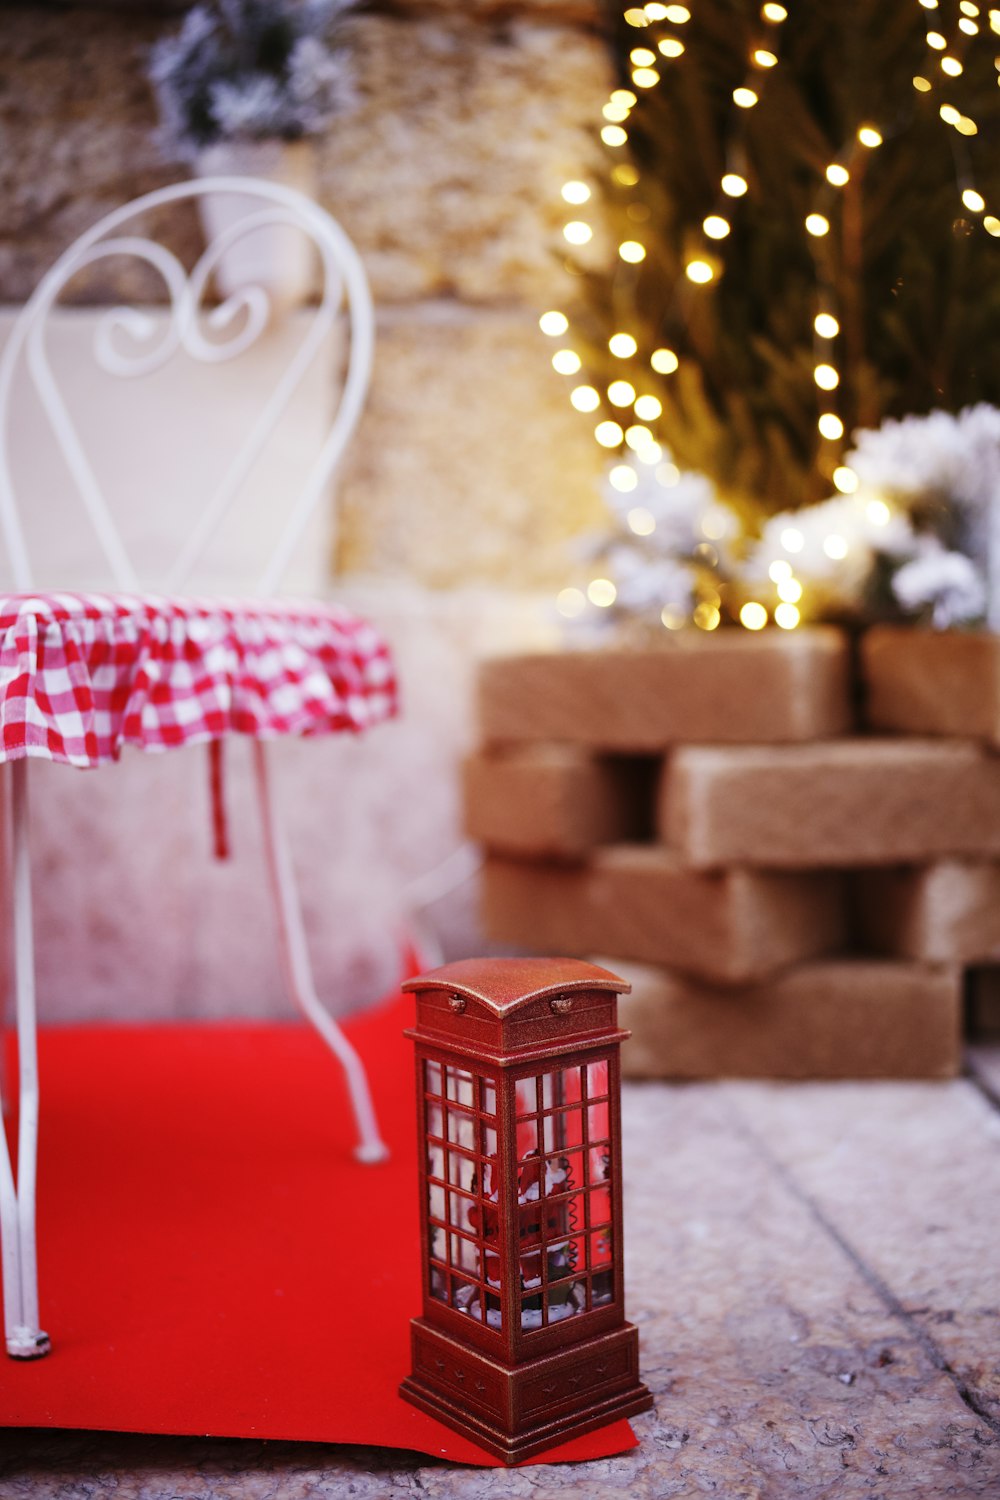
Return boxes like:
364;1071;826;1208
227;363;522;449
0;177;374;596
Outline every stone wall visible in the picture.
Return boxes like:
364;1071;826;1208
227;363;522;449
0;0;614;587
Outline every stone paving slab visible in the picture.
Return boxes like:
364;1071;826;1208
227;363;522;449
2;1077;998;1498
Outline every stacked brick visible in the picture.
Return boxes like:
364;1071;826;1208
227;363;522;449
462;626;1000;1081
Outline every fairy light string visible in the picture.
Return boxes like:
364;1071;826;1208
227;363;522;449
542;1;999;629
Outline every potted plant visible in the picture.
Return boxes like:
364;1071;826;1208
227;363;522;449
149;0;358;306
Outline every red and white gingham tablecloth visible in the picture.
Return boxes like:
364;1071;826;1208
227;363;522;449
0;592;398;769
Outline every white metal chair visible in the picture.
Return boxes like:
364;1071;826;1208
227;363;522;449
0;178;395;1359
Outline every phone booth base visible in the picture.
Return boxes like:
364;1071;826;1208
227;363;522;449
402;1319;650;1464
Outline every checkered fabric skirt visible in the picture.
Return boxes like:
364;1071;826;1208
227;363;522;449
0;592;398;769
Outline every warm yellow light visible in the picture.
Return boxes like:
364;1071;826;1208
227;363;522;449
867;499;892;525
722;173;749;197
595;421;625;447
610;464;639;492
777;578;803;603
814;312;840;339
570;385;600;412
556;587;586;618
630;47;657;65
818;412;844;440
644;1;668;15
961;2;980;16
656;460;680;485
632;67;660;87
740;602;768;630
959;16;979;31
611;89;638;106
956;115;979;136
624;7;650;25
826;163;850;186
814;363;840;390
702;507;730;540
564;221;593;244
963;188;986;212
637;440;663;464
833;465;859;494
603;102;630;123
561;181;591;205
608;380;637;406
601;125;628;147
619;240;647;262
991;6;1000;32
703;215;731;239
539;310;569;336
768;559;792;582
806;214;830;237
552;349;582;375
733;87;759;107
985;215;1000;236
693;602;721;630
686;259;715;283
858;124;883;146
781;527;804;552
625;424;654;449
762;2;788;18
927;29;947;47
663;4;692;20
823;534;849;560
942;55;963;75
754;48;778;67
588;578;617;607
775;603;801;629
610;333;638;357
634;394;663;420
913;75;932;91
613;164;640;187
651;347;679;373
940;104;961;124
919;0;939;7
658;37;686;57
628;506;656;535
661;604;686;630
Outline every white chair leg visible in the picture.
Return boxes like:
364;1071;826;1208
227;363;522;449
0;761;49;1358
251;741;389;1163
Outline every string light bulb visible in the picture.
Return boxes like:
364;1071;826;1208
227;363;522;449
826;164;850;186
686;258;715;282
818;412;844;439
775;603;801;629
963;187;986;211
564;221;593;244
632;67;660;87
552;349;582;374
762;2;788;19
561;181;591;204
556;588;586;618
814;363;840;389
814;312;840;338
595;421;624;447
570;385;600;412
634;394;663;419
651;347;679;373
619;240;647;261
806;213;831;236
608;379;637;406
833;465;859;493
721;173;749;196
733;87;759;107
610;333;638;357
753;49;778;67
539;310;569;336
628;506;656;535
858;124;883;146
610;465;639;492
587;579;617;607
658;37;686;57
740;602;768;630
601;125;628;147
703;215;731;238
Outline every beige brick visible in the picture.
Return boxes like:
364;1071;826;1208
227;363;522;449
477;629;852;752
463;746;652;857
665;739;1000;869
614;958;962;1080
481;847;846;984
856;862;1000;963
863;625;1000;740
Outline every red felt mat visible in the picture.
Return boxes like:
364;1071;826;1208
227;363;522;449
0;986;637;1467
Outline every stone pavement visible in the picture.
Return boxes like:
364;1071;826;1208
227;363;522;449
3;1053;999;1499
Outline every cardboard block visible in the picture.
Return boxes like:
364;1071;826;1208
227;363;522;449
856;862;1000;963
477;628;852;751
862;625;1000;740
481;847;845;984
664;738;1000;869
463;746;654;857
613;958;962;1080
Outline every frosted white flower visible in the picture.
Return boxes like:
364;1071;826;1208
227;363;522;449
744;493;916;611
892;542;986;627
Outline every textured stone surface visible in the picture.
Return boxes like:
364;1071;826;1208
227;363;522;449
319;15;612;306
3;1075;1000;1494
482;849;847;984
477;629;853;752
665;739;1000;870
616;958;962;1079
863;625;1000;741
464;745;655;857
857;862;1000;964
335;305;607;587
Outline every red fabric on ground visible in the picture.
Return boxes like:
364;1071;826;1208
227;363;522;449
0;989;638;1466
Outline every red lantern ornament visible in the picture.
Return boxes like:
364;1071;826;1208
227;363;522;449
399;956;653;1464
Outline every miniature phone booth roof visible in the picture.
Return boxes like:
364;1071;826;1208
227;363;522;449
401;956;630;1019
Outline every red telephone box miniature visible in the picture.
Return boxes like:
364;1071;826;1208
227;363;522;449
399;956;652;1464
